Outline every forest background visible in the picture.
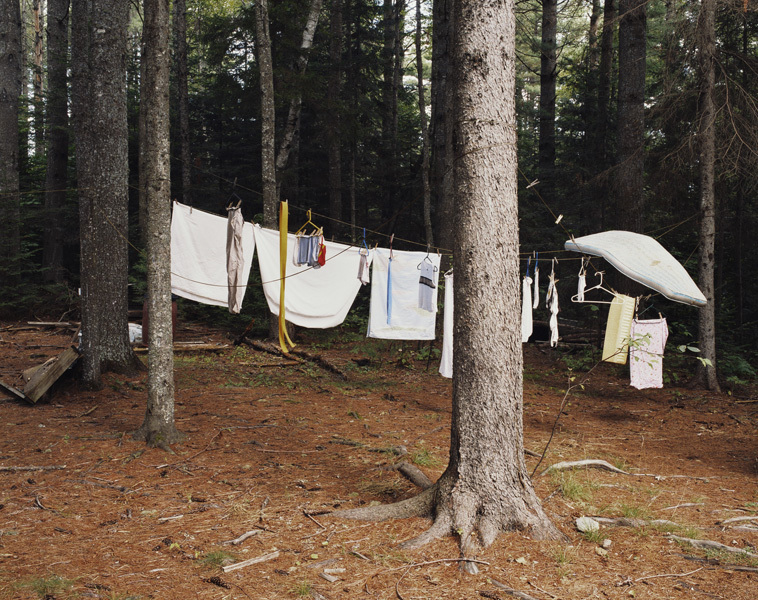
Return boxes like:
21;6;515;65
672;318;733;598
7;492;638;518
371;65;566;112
0;0;756;388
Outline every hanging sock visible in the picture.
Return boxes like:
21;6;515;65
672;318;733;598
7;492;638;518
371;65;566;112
546;258;559;347
278;201;296;353
532;253;540;309
577;257;587;302
358;248;371;285
522;275;533;342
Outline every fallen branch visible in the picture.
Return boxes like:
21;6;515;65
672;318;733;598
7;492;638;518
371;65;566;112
0;464;66;473
668;534;758;559
718;515;758;525
222;550;280;573
616;567;703;586
593;516;679;529
681;554;758;572
489;579;540;600
539;459;630;477
222;530;260;545
289;348;348;380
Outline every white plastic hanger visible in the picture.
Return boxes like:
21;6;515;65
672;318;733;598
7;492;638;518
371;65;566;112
571;269;615;304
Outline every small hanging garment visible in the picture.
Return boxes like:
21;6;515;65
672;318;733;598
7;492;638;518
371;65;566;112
226;204;246;314
546;260;560;347
368;248;440;340
602;294;636;364
577;257;587;302
532;260;540;309
629;317;669;389
317;237;326;267
439;272;453;378
170;201;256;309
358;248;371;285
521;275;533;343
418;261;437;312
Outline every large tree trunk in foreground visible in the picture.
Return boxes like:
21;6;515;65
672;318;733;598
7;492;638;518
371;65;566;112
695;0;719;392
43;0;69;283
133;0;182;446
336;0;562;568
0;0;22;274
72;0;141;387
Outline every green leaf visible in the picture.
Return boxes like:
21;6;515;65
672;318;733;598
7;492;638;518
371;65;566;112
686;346;701;353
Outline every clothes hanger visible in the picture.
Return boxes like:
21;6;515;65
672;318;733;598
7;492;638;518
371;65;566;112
225;178;242;210
295;209;322;236
417;245;438;271
570;269;615;304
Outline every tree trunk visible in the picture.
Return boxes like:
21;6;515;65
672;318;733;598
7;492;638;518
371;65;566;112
327;0;343;232
614;0;646;234
275;0;324;199
173;0;192;205
42;0;69;284
695;0;720;392
594;0;615;228
538;0;557;205
254;0;277;229
336;0;562;565
416;0;433;246
134;0;181;446
0;0;22;275
381;0;400;226
71;0;140;387
32;0;44;157
431;0;454;263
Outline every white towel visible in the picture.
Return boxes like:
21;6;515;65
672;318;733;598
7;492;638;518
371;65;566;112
170;202;255;308
521;275;533;343
254;225;371;329
367;248;440;340
439;273;453;378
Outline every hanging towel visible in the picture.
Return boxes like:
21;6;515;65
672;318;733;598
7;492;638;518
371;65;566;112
532;265;540;309
418;261;438;312
170;201;255;308
521;275;533;342
226;205;246;314
368;248;441;340
602;293;636;364
629;317;669;389
254;225;372;329
439;272;454;378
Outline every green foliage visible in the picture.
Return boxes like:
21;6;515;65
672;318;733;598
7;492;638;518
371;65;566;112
17;574;75;599
199;550;237;569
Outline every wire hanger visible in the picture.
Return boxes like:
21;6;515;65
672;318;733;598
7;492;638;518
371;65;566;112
571;270;615;304
295;209;322;236
417;244;438;271
225;177;242;210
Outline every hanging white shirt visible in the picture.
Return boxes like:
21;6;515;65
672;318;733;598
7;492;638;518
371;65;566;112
254;225;371;329
170;201;256;309
367;248;440;340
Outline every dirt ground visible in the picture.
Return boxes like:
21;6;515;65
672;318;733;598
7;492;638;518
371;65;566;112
0;320;757;600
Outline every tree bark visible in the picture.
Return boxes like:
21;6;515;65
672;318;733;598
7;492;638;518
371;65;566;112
0;0;23;275
326;0;343;231
695;0;720;392
134;0;181;446
593;0;615;228
336;0;562;564
71;0;140;387
254;0;277;229
42;0;69;284
416;0;433;246
173;0;192;205
538;0;557;205
614;0;646;234
274;0;324;199
430;0;454;263
32;0;44;157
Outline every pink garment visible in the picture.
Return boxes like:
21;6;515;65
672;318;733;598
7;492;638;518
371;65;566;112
629;317;669;389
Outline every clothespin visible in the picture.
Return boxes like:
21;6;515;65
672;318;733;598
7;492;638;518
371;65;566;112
526;256;532;278
389;234;394;260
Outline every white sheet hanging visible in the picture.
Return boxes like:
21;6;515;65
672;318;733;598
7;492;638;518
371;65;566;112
170;202;256;308
367;248;440;340
254;225;371;329
439;272;453;378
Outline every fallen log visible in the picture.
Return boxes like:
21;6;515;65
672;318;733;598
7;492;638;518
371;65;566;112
539;459;630;477
243;338;347;380
0;380;27;401
23;346;80;403
395;461;433;490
